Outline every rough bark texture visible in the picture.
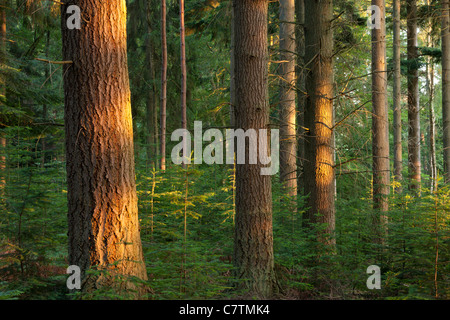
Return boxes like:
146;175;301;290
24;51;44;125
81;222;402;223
442;0;450;183
371;0;389;218
279;0;297;201
393;0;402;191
233;0;276;298
61;0;148;296
160;0;167;171
303;0;335;245
296;0;305;195
407;0;421;191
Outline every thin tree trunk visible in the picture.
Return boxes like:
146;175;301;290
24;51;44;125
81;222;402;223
303;0;335;245
426;21;437;191
180;0;187;166
61;0;148;296
407;0;421;191
230;1;235;128
371;0;389;234
393;0;403;192
0;0;6;202
428;58;437;191
296;0;305;196
233;0;276;298
146;1;158;169
279;0;297;204
160;0;167;171
442;0;450;182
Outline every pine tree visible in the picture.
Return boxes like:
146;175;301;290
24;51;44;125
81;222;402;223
61;0;148;296
232;0;276;298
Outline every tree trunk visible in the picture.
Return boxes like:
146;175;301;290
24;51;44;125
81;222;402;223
371;0;389;232
61;0;148;296
303;0;335;245
393;0;402;192
230;2;235;128
233;0;276;298
428;56;437;192
296;0;305;196
442;0;450;183
146;1;158;169
279;0;297;204
407;0;421;191
0;0;6;203
180;0;187;166
160;0;167;171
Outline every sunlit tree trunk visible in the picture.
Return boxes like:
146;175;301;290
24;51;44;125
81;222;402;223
296;0;305;195
442;0;450;183
393;0;403;192
371;0;389;235
279;0;297;205
61;0;148;296
407;0;421;191
233;0;276;298
427;56;437;191
160;0;167;171
303;0;335;245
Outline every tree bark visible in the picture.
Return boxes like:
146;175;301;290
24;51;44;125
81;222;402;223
233;0;276;298
0;0;6;203
407;0;421;191
371;0;389;229
427;55;437;192
442;0;450;183
180;0;187;166
303;0;335;245
230;1;235;128
279;0;297;203
61;0;148;296
296;0;305;196
393;0;403;192
160;0;167;171
146;1;159;169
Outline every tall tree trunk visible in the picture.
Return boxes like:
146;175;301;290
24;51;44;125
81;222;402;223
230;1;235;127
303;0;335;245
407;0;421;191
442;0;450;183
428;55;437;191
146;1;158;169
180;0;187;166
371;0;389;234
160;0;167;171
296;0;305;196
393;0;402;192
0;0;6;203
61;0;148;296
279;0;297;204
233;0;276;298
